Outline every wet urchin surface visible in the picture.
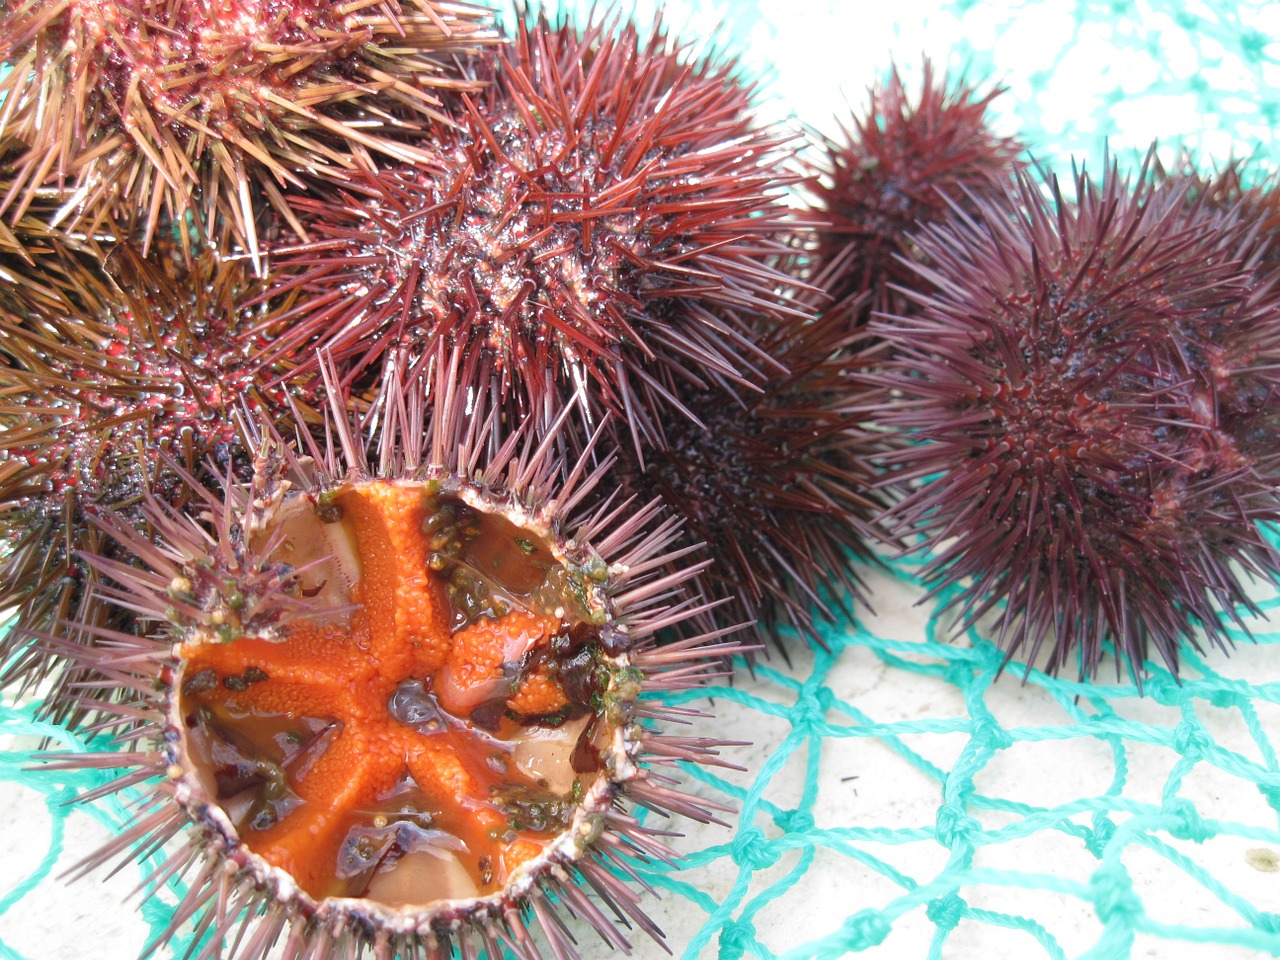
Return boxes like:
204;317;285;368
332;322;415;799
0;0;499;259
803;60;1025;326
870;158;1280;680
43;346;746;960
252;13;803;443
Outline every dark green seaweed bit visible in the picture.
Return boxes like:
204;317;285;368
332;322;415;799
223;666;270;692
493;782;576;834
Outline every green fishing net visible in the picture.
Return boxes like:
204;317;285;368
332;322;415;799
2;1;1280;958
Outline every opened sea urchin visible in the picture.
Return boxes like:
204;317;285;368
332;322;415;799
50;347;741;959
871;160;1280;679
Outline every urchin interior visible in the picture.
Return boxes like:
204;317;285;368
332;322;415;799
171;479;620;908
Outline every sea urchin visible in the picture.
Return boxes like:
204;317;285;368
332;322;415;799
871;159;1280;679
45;347;743;959
0;0;498;261
606;310;892;650
0;235;291;723
252;14;801;441
804;60;1024;324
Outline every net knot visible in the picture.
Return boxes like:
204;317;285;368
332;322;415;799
1162;798;1209;843
969;715;1012;750
1084;815;1116;858
1089;869;1142;923
926;893;966;931
777;808;814;834
1173;720;1211;759
1209;689;1243;709
1147;675;1188;706
837;909;891;951
935;802;980;847
718;919;757;959
788;689;826;731
732;826;780;870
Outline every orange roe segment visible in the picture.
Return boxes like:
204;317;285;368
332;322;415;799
287;729;403;810
508;667;569;716
181;628;373;719
437;610;560;715
180;624;366;686
255;806;351;895
405;738;479;809
251;740;403;895
502;838;544;877
202;677;357;723
340;482;451;675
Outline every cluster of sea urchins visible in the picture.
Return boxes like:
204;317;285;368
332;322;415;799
801;64;1280;680
4;5;1280;957
0;6;897;960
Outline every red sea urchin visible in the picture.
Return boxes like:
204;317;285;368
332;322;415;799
0;139;96;297
0;0;498;262
607;311;892;650
804;60;1023;324
251;14;801;442
1156;154;1280;281
870;160;1280;680
46;346;743;959
0;236;289;721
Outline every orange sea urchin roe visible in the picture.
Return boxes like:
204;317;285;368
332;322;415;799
177;481;607;904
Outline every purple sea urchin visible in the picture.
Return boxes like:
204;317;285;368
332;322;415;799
0;235;292;721
0;0;498;262
608;310;892;649
805;61;1023;324
871;159;1280;679
251;14;801;440
45;346;743;959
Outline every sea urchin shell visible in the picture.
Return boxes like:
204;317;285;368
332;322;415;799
871;159;1280;680
47;347;743;959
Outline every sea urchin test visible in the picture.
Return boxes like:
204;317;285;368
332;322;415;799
62;352;740;958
